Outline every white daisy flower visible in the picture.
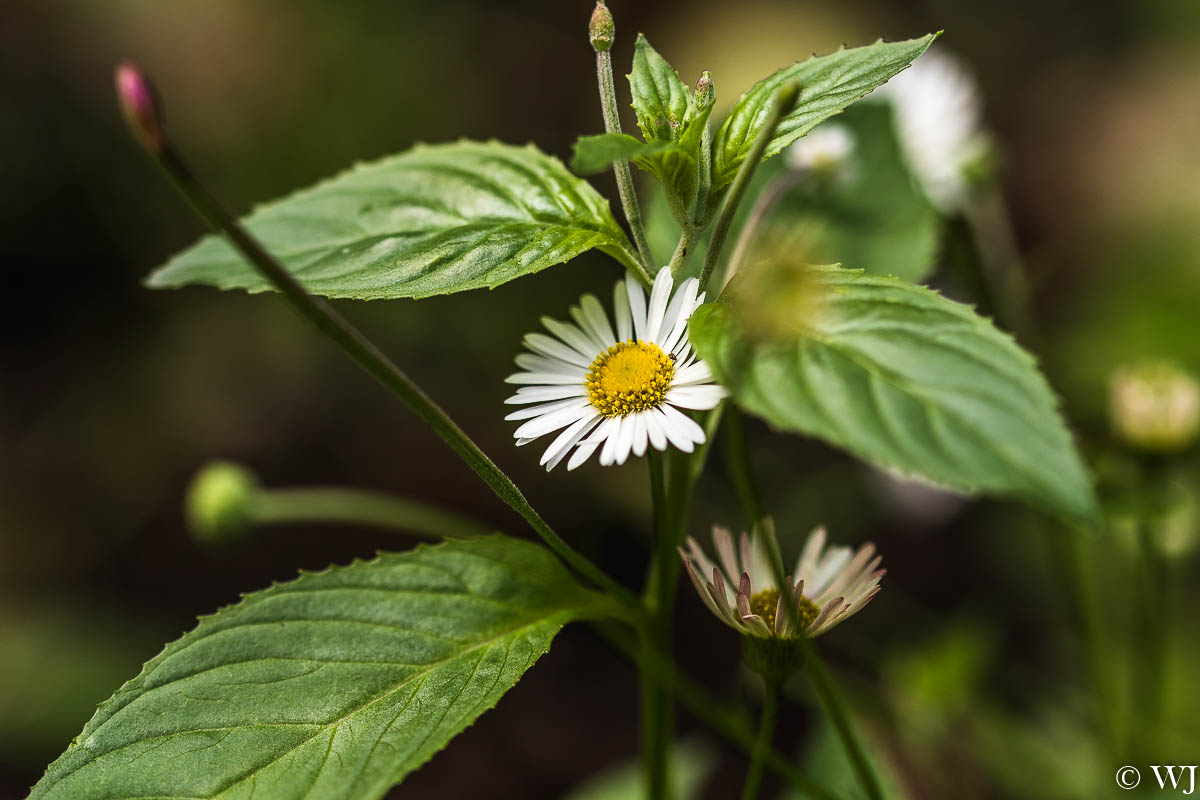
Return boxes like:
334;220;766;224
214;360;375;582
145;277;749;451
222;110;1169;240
786;124;854;172
504;267;726;471
878;47;989;211
680;524;883;638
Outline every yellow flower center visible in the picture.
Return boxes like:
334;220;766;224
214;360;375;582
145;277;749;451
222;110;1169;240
586;339;674;417
750;588;820;635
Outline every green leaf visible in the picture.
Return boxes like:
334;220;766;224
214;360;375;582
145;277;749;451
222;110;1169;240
31;535;611;800
689;266;1099;526
711;34;938;191
765;103;941;283
570;133;683;176
628;34;691;144
561;740;714;800
147;141;637;301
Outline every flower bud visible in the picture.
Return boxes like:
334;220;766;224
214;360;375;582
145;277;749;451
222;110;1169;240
588;1;615;52
694;71;715;112
1109;360;1200;453
185;461;259;545
114;61;165;152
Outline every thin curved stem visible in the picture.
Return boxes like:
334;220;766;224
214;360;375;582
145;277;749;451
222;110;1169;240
723;173;803;290
699;83;800;292
801;639;883;800
596;50;655;284
642;451;673;800
741;680;780;800
253;487;490;540
149;143;640;612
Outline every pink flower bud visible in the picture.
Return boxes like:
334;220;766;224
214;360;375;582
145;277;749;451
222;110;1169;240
114;61;164;152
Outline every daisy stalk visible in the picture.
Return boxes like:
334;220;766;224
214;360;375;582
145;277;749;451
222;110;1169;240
115;62;640;612
590;1;655;285
699;82;801;293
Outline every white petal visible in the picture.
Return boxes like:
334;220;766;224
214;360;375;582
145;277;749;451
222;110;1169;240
795;526;827;582
524;333;592;368
643;266;674;344
657;407;696;453
613;416;636;465
505;397;585;421
541;317;601;362
577;293;616;347
666;385;725;410
505;385;587;404
660;404;706;445
673;360;714;386
513;401;593;440
809;546;853;599
626;277;648;341
515;352;578;375
713;526;740;583
505;371;584;385
542;414;602;471
613;280;633;341
599;416;625;466
645;410;668;451
658;278;699;353
630;412;649;457
567;439;602;470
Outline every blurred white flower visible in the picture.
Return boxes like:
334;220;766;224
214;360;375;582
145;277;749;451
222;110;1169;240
879;47;989;211
680;524;883;638
1110;360;1200;453
786;124;854;172
505;267;725;470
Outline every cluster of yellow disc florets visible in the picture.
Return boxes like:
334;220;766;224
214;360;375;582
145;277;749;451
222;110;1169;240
750;588;820;635
586;339;675;417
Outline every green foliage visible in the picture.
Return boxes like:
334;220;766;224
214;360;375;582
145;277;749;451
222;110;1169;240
147;141;637;300
570;133;683;176
688;265;1099;526
31;536;610;800
560;740;714;799
765;103;940;283
711;34;938;191
623;35;714;224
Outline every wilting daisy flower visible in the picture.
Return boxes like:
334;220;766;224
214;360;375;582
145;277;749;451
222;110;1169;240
786;124;854;172
878;47;989;211
505;267;726;471
680;525;883;638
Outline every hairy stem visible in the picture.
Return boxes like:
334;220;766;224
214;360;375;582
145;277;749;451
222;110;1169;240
149;144;639;611
699;83;800;292
596;50;655;283
724;173;802;288
742;680;781;800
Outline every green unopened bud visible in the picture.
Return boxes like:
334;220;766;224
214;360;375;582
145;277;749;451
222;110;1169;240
1109;360;1200;453
694;71;715;111
775;81;802;114
589;1;615;52
186;461;259;544
114;61;165;153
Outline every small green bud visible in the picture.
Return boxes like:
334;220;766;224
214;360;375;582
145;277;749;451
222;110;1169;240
775;81;802;114
694;71;715;111
588;1;615;52
1109;360;1200;453
114;61;165;153
741;634;806;682
185;461;259;545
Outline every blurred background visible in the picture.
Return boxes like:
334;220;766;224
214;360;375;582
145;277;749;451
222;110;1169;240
3;0;1199;797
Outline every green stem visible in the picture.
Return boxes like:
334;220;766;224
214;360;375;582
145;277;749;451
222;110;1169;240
1132;457;1169;762
596;49;655;284
668;224;697;278
642;451;673;799
741;679;780;800
724;173;802;289
801;639;884;800
151;145;640;611
961;183;1033;339
595;622;842;800
252;487;490;540
699;83;800;293
723;406;764;530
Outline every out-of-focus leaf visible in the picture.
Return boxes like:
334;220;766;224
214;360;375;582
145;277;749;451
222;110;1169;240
570;133;683;176
689;265;1100;526
561;740;714;800
147;141;637;300
711;34;938;190
31;536;610;800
